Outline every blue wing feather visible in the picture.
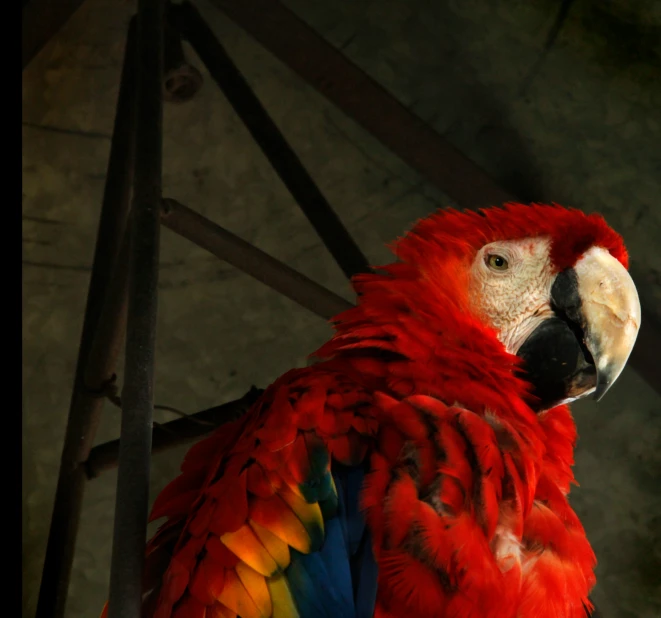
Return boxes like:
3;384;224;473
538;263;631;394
337;464;378;618
286;463;378;618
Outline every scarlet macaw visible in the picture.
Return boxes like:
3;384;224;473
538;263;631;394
104;203;641;618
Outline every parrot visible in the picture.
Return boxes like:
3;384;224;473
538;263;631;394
102;202;641;618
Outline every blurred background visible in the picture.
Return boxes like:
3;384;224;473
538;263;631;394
22;0;661;616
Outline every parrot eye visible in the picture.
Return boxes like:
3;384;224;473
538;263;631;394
486;254;509;271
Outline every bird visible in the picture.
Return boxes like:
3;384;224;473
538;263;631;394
102;202;641;618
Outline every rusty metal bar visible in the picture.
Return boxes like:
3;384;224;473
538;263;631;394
173;1;371;279
83;234;132;391
35;19;137;618
107;0;164;616
85;388;264;477
161;198;354;319
84;194;354;480
84;192;355;480
208;0;514;209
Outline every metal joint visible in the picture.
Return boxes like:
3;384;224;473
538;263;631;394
163;17;203;103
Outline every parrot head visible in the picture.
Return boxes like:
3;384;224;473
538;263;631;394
327;203;641;413
395;202;640;411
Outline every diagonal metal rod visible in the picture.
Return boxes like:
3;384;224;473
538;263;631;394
107;0;164;616
172;1;371;280
209;0;514;209
85;388;264;477
161;198;354;319
82;197;354;482
35;19;137;618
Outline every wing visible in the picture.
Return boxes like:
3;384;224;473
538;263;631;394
362;394;596;618
100;362;595;618
142;366;380;618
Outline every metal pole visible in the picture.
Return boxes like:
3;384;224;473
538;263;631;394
107;0;164;616
172;1;371;280
35;19;137;618
161;198;354;319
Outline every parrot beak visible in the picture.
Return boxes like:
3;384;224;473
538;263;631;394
573;247;641;401
517;246;640;411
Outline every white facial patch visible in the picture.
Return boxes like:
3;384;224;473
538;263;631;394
469;237;555;354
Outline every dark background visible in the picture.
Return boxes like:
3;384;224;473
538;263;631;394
22;0;661;616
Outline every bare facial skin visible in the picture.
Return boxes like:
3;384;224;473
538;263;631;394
470;237;555;355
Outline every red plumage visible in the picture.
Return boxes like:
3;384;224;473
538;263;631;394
105;203;626;618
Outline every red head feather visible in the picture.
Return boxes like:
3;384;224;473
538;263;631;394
336;202;627;332
394;202;628;273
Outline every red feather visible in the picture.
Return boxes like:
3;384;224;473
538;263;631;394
150;467;206;523
246;462;276;499
378;549;449;615
383;473;418;547
172;594;206;618
207;471;248;534
415;501;455;575
328;429;369;466
204;536;239;569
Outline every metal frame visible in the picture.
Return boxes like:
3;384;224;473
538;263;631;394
33;1;658;617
